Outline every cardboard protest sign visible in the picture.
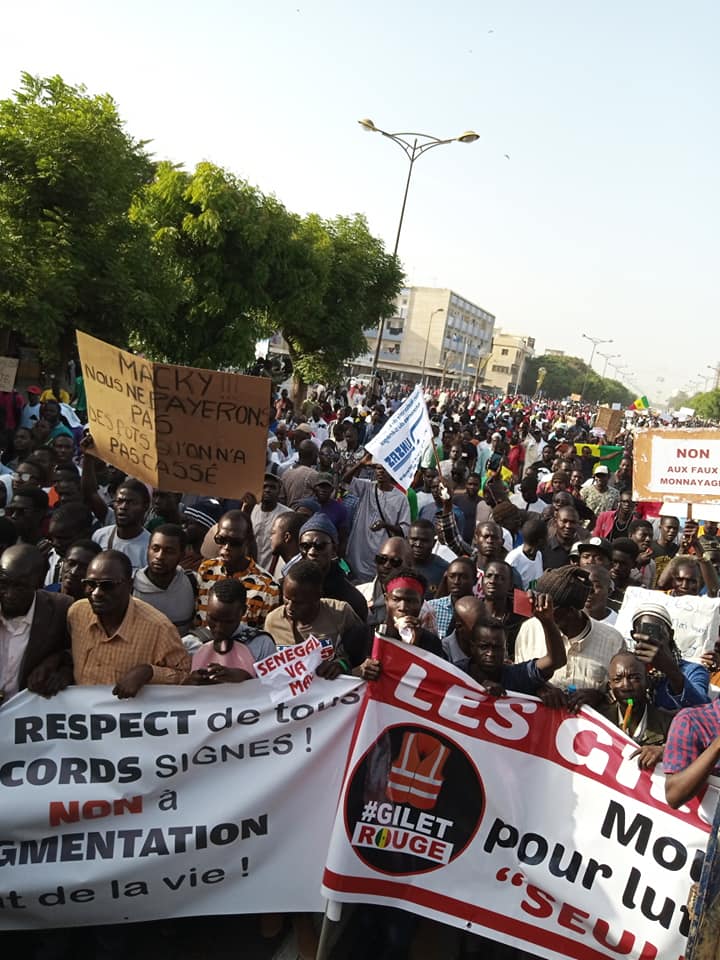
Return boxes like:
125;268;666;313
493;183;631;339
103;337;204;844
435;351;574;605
255;635;325;703
634;429;720;505
0;680;362;928
0;356;19;392
594;405;624;442
365;385;433;491
615;585;720;659
323;638;712;960
77;332;271;498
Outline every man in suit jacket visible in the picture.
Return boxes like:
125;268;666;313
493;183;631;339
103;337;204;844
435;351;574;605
598;651;674;770
0;544;73;703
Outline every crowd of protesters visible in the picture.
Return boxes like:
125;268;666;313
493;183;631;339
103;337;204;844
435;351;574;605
1;373;719;960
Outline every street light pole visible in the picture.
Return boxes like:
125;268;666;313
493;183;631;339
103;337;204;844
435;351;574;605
358;119;479;373
598;351;620;378
420;307;445;386
580;333;613;398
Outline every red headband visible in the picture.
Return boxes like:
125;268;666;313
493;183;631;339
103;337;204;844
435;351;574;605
386;576;425;597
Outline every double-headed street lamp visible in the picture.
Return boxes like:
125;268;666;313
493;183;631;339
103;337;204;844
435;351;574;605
580;333;613;398
598;351;620;379
358;119;480;372
420;307;445;386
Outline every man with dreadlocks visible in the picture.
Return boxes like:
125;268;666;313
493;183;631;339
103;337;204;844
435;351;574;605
514;564;625;712
629;603;709;711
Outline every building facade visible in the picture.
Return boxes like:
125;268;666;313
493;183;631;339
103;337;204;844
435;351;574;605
484;331;536;395
354;286;495;388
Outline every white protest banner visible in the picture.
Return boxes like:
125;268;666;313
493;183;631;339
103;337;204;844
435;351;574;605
0;679;361;929
255;635;324;703
322;638;712;960
365;385;433;491
0;356;19;392
615;585;720;659
634;429;720;505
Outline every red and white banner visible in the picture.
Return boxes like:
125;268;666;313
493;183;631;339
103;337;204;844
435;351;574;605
322;637;714;960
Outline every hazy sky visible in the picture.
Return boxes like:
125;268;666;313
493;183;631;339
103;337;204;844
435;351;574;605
2;0;717;400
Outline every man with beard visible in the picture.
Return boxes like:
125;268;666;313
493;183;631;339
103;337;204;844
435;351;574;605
295;515;367;621
251;469;292;569
133;525;196;632
92;478;151;571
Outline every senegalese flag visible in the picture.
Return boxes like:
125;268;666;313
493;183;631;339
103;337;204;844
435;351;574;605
630;396;649;410
573;443;625;473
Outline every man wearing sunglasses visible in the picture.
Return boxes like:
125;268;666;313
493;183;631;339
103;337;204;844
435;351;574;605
355;537;435;632
195;510;280;629
68;549;190;698
293;515;367;622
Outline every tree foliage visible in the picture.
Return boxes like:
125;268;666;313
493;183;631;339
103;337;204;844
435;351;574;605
519;354;634;406
262;212;404;384
0;73;166;362
688;389;720;421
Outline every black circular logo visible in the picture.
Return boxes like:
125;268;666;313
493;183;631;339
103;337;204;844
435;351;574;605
344;723;485;875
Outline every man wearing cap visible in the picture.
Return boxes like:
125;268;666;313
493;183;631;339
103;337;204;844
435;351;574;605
294;515;367;621
251;469;292;569
581;465;620;516
311;472;350;557
571;536;612;569
280;438;319;506
630;602;709;711
20;386;42;430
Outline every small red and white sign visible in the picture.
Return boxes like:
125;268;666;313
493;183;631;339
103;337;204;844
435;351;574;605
255;635;325;702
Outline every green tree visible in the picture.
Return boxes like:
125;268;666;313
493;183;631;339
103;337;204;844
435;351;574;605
263;212;404;386
689;390;720;421
520;354;633;406
130;161;300;368
0;73;165;363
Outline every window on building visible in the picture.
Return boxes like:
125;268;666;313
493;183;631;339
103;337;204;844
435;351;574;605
500;348;509;356
492;364;510;374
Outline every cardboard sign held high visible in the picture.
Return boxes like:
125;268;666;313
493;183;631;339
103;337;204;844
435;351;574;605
78;332;271;498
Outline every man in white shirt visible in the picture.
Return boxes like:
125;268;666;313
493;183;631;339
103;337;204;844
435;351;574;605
92;479;151;572
506;516;546;589
251;470;292;569
0;545;73;705
514;564;624;710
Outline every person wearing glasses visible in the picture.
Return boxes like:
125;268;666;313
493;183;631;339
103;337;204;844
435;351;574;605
91;478;151;572
355;537;437;632
293;514;367;622
68;549;190;698
6;485;49;546
0;544;73;706
194;510;280;628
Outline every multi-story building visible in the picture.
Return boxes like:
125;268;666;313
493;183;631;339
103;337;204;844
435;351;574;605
354;286;495;388
485;331;536;394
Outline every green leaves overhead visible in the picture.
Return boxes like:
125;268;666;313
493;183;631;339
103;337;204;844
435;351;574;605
0;72;402;382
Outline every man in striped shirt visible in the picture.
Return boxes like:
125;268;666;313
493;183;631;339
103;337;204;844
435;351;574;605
194;510;280;628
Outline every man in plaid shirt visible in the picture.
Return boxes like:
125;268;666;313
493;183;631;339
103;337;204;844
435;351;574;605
664;700;720;808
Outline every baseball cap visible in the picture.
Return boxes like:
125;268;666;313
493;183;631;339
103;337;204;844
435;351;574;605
575;536;612;560
594;465;610;475
294;423;313;435
27;385;42;396
312;472;334;487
